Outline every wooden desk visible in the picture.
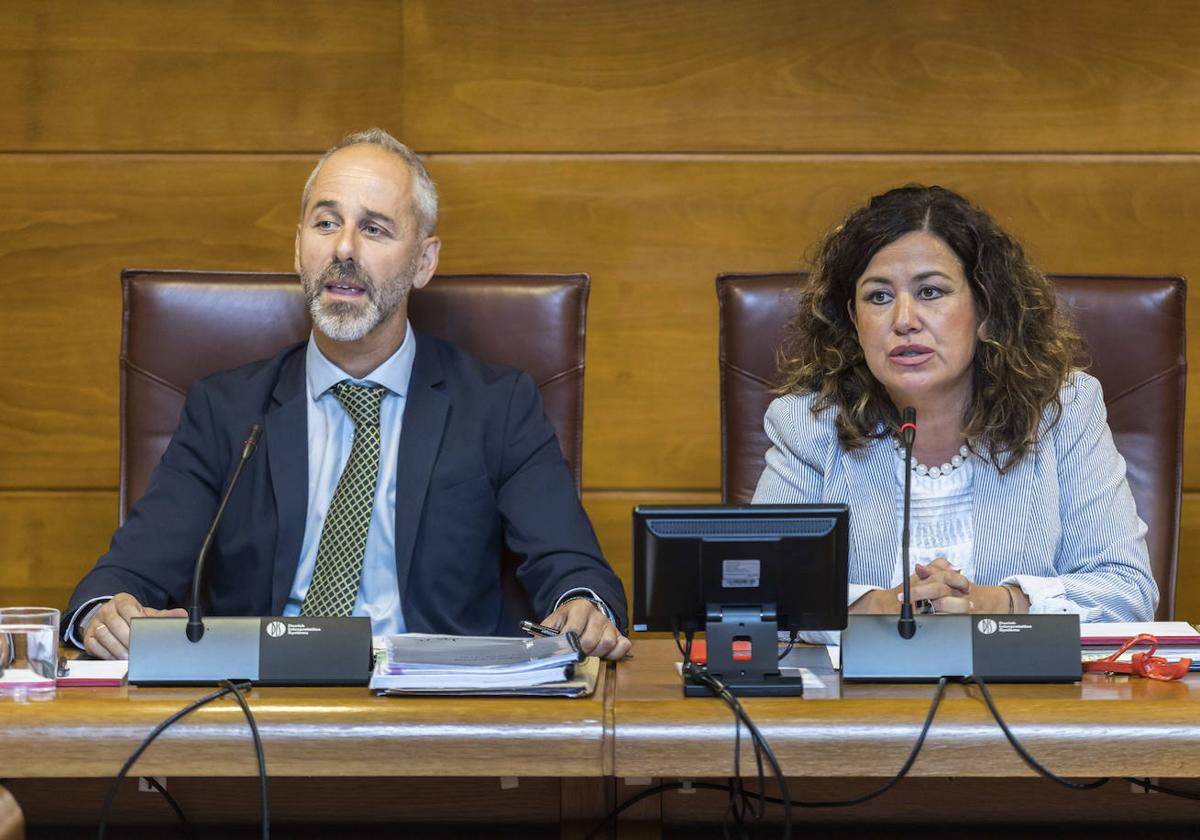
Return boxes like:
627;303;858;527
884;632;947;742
0;674;614;838
609;640;1200;833
614;640;1200;778
1;681;609;778
6;644;1200;837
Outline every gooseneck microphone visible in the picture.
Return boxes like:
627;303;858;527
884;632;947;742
187;424;262;643
897;407;917;640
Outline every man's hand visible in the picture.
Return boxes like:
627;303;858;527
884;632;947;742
83;593;187;660
541;599;632;661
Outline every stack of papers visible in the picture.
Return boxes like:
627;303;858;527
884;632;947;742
370;633;596;696
1080;621;1200;670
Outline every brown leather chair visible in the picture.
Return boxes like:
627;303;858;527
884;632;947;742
120;268;590;625
0;784;23;840
718;272;1186;619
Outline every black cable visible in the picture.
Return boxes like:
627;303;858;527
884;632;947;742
98;683;240;840
97;681;269;840
672;630;787;836
778;630;798;661
585;673;948;836
1123;777;1200;801
673;629;792;840
219;679;270;840
970;674;1109;790
777;675;948;808
143;776;196;840
584;780;731;839
719;675;762;838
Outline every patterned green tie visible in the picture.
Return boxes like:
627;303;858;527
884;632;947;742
300;381;386;617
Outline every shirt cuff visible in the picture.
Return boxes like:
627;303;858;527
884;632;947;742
64;596;112;650
1001;574;1097;619
554;588;615;624
848;583;881;607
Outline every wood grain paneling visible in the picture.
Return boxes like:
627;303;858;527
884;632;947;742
1;3;403;151
0;155;305;488
6;155;1200;493
0;491;116;608
1174;492;1200;621
402;0;1200;153
6;1;1200;620
584;490;720;592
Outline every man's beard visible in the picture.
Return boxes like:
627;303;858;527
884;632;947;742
301;259;417;342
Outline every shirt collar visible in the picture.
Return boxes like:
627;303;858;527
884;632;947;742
305;321;417;400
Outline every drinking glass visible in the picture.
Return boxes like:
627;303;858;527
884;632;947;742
0;607;60;700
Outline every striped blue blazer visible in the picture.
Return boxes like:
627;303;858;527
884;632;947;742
752;372;1157;621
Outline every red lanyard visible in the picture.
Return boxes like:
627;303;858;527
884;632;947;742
1081;633;1192;681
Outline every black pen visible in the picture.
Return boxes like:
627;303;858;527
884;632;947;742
520;620;560;637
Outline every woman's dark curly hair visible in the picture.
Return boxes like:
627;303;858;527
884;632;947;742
776;185;1084;472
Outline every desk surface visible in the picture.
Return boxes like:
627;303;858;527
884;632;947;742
0;674;611;779
6;641;1200;784
613;640;1200;778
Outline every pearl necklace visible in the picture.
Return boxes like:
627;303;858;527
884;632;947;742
894;441;971;478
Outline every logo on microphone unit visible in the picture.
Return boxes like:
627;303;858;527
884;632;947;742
266;620;287;638
976;618;998;635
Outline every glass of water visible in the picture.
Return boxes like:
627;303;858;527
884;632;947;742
0;607;60;700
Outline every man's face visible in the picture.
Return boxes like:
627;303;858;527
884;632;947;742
295;144;438;343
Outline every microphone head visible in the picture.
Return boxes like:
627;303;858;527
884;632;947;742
900;406;917;447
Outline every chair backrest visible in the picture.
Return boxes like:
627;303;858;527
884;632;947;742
718;272;1186;619
121;269;590;624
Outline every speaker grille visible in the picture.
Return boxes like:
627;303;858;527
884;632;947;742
646;517;836;538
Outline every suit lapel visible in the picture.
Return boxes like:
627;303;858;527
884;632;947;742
266;351;309;613
393;334;449;604
971;445;1033;580
843;438;900;587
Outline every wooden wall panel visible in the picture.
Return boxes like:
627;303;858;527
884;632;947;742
402;0;1200;153
0;155;305;488
1175;493;1200;621
0;491;115;609
6;155;1200;492
5;1;1200;619
1;2;403;151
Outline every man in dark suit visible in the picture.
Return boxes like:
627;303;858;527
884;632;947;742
65;128;630;661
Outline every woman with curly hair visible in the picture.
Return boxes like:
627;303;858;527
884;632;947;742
754;185;1156;621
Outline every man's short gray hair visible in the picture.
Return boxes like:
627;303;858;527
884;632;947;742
300;128;439;238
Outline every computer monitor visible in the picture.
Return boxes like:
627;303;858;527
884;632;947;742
632;503;849;696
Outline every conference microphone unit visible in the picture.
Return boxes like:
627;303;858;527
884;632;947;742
841;612;1081;682
841;408;1080;682
128;424;372;687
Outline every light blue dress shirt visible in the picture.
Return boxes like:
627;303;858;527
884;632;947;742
281;328;416;635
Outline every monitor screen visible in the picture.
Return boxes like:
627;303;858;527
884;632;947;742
632;504;849;634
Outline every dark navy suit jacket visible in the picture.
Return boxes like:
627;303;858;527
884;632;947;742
67;334;627;635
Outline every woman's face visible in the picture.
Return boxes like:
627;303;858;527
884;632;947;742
848;230;981;415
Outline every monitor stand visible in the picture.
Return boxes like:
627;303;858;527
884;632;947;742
684;606;806;697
